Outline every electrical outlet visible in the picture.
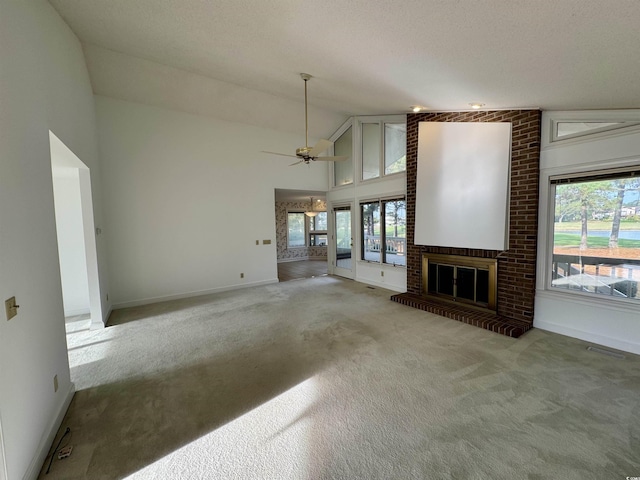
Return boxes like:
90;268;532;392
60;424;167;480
54;374;58;393
381;271;384;277
262;239;271;245
256;240;259;245
5;296;19;320
240;273;244;278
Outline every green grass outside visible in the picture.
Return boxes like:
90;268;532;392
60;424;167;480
554;233;640;248
554;221;640;231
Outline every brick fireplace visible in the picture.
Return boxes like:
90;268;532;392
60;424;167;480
391;110;541;337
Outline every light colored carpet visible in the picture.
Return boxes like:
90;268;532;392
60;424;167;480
40;276;640;479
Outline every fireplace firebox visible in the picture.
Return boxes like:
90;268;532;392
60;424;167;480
422;254;497;311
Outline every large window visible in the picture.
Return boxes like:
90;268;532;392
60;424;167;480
361;198;406;266
360;122;406;181
550;170;640;301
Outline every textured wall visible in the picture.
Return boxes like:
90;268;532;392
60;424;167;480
276;200;328;261
406;110;541;324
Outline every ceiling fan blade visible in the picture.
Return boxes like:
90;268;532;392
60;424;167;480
261;150;300;159
313;155;348;162
289;160;304;166
308;139;333;157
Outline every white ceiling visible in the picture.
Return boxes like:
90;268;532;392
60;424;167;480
49;0;640;137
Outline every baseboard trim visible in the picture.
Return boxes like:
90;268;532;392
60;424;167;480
102;305;112;327
534;319;640;356
24;382;75;480
112;279;280;310
277;257;328;263
355;277;404;293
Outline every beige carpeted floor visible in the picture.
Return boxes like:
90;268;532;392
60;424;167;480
40;276;640;479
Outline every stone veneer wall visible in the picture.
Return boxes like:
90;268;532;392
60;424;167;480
275;200;328;261
406;110;541;324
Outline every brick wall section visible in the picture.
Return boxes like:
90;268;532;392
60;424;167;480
405;110;541;324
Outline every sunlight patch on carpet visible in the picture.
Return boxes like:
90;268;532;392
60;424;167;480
125;378;317;479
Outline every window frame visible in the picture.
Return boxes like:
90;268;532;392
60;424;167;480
543;110;640;146
287;210;328;249
359;196;407;267
545;167;640;305
330;115;406;191
330;119;355;188
357;116;407;183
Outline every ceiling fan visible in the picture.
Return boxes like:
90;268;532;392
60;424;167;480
262;73;348;166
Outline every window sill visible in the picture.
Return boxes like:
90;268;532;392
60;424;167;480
536;288;640;314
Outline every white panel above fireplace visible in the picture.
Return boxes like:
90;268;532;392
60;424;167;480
415;122;511;250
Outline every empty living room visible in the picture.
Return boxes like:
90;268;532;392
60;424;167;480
1;1;640;479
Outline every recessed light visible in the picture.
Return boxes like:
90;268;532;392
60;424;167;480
469;103;485;110
411;105;423;113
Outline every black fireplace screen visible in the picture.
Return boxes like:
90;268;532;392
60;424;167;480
424;255;496;311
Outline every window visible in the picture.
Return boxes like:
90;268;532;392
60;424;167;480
361;202;381;262
334;126;353;186
550;169;640;301
362;123;381;180
287;212;305;248
556;122;623;139
361;198;406;266
310;212;327;231
384;123;406;174
287;211;328;248
360;122;406;181
309;212;327;246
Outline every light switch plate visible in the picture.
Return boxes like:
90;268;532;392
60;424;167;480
5;296;19;320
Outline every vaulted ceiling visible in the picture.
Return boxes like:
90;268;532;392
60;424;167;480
49;0;640;138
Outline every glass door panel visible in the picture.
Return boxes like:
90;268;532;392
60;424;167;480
334;206;354;278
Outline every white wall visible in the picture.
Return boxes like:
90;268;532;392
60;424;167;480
96;96;330;307
0;2;108;479
535;111;640;355
52;168;91;316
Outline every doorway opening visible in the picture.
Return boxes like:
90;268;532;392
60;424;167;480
49;131;103;332
332;204;354;279
275;189;328;282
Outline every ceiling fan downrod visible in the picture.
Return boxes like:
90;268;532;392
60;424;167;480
300;73;312;154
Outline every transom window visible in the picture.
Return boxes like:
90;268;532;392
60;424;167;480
361;198;406;266
361;121;406;181
550;169;640;301
331;115;406;188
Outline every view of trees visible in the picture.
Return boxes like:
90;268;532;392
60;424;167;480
555;177;640;250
